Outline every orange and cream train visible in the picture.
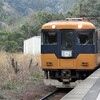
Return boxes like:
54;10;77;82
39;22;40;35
41;18;100;87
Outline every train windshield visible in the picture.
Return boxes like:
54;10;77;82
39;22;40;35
77;30;94;45
42;31;57;44
61;30;73;49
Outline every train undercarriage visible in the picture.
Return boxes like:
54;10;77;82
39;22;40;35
43;69;94;87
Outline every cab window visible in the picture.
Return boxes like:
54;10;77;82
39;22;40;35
61;30;73;49
77;30;94;45
42;31;57;44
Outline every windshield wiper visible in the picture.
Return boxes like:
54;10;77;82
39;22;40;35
84;40;89;45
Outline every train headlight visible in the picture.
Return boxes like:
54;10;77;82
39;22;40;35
52;24;56;29
61;50;72;57
78;24;82;29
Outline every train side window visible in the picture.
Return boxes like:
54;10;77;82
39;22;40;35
77;30;93;45
97;30;100;52
43;31;57;44
41;32;43;44
98;40;100;53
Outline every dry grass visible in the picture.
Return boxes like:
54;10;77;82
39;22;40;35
0;51;42;86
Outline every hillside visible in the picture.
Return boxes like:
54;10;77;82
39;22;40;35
70;0;100;17
0;0;80;29
0;0;21;29
70;0;100;27
0;0;100;52
0;0;99;29
81;0;100;17
4;0;79;15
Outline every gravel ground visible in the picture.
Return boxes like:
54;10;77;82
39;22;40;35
19;80;56;100
0;79;56;100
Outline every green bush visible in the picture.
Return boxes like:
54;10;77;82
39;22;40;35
0;93;4;99
31;73;42;81
1;82;18;90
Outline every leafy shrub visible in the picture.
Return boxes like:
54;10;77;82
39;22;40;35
0;93;4;99
1;82;18;90
31;73;42;81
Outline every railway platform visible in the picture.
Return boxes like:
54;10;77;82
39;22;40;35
61;68;100;100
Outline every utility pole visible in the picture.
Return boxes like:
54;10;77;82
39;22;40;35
80;3;82;17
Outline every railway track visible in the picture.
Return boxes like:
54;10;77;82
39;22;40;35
40;88;72;100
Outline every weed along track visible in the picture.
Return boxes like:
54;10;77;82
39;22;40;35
0;52;42;100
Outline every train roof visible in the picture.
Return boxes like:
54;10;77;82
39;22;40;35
41;20;96;30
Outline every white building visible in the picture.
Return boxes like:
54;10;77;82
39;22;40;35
24;36;41;55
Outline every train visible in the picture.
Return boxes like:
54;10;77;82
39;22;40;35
41;18;100;88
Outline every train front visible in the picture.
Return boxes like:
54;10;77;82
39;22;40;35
41;19;97;87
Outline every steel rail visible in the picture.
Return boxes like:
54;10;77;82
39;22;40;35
40;89;59;100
